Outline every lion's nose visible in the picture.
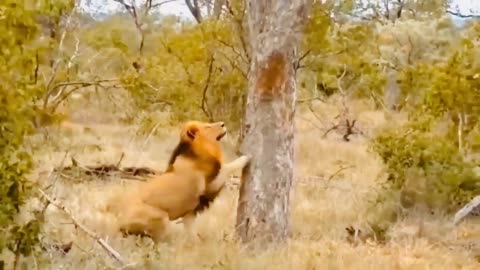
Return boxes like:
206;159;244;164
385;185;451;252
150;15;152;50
220;122;225;127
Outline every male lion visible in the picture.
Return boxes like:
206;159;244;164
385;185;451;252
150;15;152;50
106;121;250;242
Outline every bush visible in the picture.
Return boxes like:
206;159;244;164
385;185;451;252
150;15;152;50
370;116;480;217
0;0;57;264
366;23;480;233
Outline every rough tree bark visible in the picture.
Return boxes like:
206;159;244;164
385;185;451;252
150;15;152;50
235;0;308;245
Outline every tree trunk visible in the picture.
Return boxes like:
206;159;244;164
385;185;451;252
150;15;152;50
235;0;308;246
383;67;400;111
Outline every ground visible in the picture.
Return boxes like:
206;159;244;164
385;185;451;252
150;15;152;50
7;95;480;269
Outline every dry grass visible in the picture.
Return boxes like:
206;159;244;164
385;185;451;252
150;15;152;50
3;97;480;270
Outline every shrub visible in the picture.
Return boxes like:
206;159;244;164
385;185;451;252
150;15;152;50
0;0;57;264
371;118;480;213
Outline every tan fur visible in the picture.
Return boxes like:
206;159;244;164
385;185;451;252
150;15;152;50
105;121;250;242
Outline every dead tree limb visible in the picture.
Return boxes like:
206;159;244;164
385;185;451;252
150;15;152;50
38;189;127;264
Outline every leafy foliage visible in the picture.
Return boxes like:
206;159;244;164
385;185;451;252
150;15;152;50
368;21;480;230
372;119;480;211
0;0;46;261
0;0;80;265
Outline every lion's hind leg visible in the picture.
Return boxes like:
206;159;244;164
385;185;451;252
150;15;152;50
119;203;169;243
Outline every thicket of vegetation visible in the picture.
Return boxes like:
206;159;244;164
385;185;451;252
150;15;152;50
1;0;479;267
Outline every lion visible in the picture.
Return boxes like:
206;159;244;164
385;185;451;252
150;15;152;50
105;120;250;242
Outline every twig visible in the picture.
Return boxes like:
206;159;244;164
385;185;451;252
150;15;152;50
225;0;250;62
13;241;21;270
213;49;247;79
327;165;355;181
158;38;196;85
343;119;357;142
43;150;70;199
215;39;249;65
147;0;177;10
185;0;203;23
200;55;215;121
116;152;125;168
446;9;480;18
458;112;464;153
43;4;78;107
134;121;163;167
294;49;311;70
297;97;325;103
322;123;340;138
67;37;81;71
38;189;127;264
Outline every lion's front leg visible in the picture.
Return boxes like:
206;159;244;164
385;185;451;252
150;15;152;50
221;155;251;176
206;155;250;194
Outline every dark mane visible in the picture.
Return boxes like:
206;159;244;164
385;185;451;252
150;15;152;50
165;139;223;215
165;141;196;171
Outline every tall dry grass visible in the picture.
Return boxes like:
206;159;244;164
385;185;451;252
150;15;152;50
3;96;480;270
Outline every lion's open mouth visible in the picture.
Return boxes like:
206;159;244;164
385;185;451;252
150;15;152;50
216;131;227;141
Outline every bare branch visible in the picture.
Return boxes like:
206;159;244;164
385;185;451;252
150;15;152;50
113;0;149;54
150;0;178;9
458;112;464;153
382;0;391;20
158;38;196;85
294;49;311;70
296;49;346;69
214;49;247;79
225;0;250;62
33;52;39;84
201;56;215;121
215;39;249;65
297;97;325;103
38;189;127;264
446;10;480;18
185;0;203;23
395;0;404;19
44;4;78;107
112;0;135;14
337;64;347;95
66;37;81;71
47;79;121;112
143;0;178;17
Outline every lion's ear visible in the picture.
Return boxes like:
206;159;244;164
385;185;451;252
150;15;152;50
186;125;198;140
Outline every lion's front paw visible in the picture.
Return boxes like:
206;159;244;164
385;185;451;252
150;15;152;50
237;155;251;167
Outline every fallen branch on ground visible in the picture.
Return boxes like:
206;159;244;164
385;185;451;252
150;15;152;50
38;189;127;264
54;157;160;181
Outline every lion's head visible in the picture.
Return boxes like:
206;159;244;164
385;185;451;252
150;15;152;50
180;121;227;143
166;121;227;175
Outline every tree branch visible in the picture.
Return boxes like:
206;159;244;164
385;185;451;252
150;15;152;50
200;56;215;121
113;0;148;54
294;49;311;70
47;79;121;112
225;0;250;63
158;38;196;85
44;4;78;107
151;0;177;8
446;10;480;18
185;0;203;23
215;39;249;65
38;189;127;265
